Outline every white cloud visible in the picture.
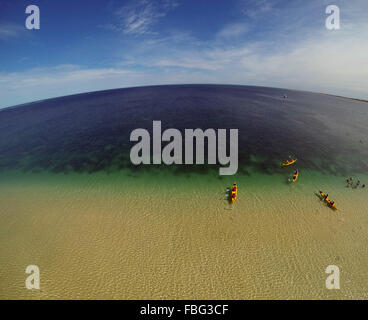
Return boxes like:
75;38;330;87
155;58;219;71
235;24;368;97
0;23;24;40
139;22;368;98
0;64;211;108
217;23;250;39
152;46;252;71
112;0;179;35
242;0;275;19
0;66;138;107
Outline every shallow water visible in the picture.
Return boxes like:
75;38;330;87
1;169;367;299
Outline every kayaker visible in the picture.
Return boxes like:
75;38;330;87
323;194;329;201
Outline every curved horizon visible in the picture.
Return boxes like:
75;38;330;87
1;84;368;176
2;83;367;111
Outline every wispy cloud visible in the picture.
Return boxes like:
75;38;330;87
110;0;179;35
152;46;252;71
217;23;250;39
0;65;133;88
0;23;23;40
242;0;275;19
0;65;142;108
118;13;368;99
0;64;209;108
155;57;220;71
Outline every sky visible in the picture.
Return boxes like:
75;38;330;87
0;0;368;108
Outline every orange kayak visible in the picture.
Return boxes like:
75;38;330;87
319;191;338;210
231;182;237;203
292;170;299;182
282;158;297;167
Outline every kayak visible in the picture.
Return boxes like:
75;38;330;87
292;170;299;182
231;183;238;203
327;201;338;210
319;190;338;210
319;190;328;200
282;158;297;167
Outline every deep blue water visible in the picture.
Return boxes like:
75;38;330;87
0;85;367;175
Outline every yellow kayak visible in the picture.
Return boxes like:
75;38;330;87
282;158;297;167
231;182;237;203
319;191;338;210
292;170;299;182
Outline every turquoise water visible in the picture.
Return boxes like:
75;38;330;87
1;166;368;299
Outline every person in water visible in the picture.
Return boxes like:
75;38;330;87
362;184;366;188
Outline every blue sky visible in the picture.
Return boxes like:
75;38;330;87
1;0;368;108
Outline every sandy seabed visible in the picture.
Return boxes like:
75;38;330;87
0;169;368;299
